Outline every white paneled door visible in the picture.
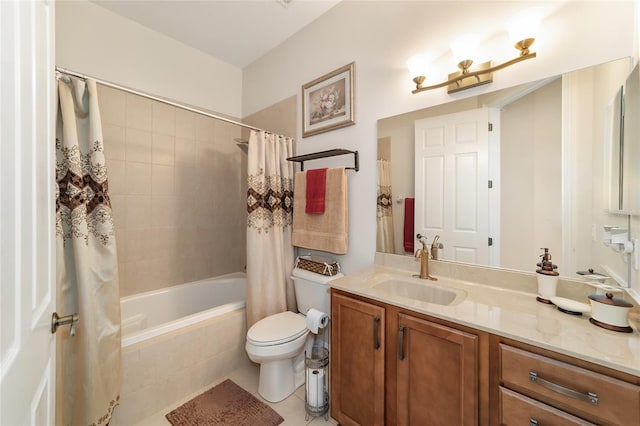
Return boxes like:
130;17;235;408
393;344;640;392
1;1;57;425
414;107;496;266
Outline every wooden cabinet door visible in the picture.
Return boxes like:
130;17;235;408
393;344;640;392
331;292;386;426
396;313;478;426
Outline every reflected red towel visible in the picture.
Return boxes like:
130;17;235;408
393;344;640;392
403;198;415;252
305;168;327;214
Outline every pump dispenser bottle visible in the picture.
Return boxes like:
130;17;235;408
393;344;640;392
536;248;559;304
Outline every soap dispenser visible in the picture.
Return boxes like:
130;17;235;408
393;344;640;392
536;248;559;304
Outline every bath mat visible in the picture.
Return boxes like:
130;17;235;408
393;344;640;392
165;379;284;426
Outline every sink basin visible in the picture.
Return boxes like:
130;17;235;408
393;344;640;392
371;279;466;306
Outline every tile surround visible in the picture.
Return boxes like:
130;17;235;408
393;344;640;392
125;128;152;164
111;309;251;425
99;84;246;296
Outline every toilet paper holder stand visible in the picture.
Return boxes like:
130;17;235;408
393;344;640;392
305;332;330;420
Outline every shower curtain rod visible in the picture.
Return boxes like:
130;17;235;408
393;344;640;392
55;66;271;135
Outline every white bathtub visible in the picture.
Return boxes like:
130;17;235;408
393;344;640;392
120;272;246;347
112;272;250;425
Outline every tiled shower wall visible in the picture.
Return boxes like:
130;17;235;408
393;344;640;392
98;85;246;297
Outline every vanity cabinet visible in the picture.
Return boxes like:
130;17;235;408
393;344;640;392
396;313;478;426
331;289;485;426
491;338;640;426
331;292;386;426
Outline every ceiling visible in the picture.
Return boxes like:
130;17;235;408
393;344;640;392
91;0;341;68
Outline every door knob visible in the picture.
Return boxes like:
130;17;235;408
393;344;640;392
51;312;79;337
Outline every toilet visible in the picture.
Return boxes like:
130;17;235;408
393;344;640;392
245;267;343;402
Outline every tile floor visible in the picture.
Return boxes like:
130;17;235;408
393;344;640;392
135;362;337;426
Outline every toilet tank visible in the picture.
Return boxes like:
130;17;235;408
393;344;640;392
291;267;344;316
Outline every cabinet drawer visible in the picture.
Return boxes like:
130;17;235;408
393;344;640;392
500;386;596;426
499;344;640;426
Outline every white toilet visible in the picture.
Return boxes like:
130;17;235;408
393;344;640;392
245;267;343;402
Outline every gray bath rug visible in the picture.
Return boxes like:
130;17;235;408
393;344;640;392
165;379;284;426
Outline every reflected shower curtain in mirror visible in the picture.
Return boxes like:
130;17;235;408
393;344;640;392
246;130;295;327
377;159;396;252
56;76;121;425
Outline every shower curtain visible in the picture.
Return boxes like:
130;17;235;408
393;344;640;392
56;76;121;426
246;130;295;327
376;159;396;252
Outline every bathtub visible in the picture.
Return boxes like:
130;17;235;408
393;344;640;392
111;272;251;425
121;272;246;347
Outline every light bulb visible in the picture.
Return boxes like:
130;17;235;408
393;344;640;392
407;54;429;80
508;8;543;47
450;35;478;66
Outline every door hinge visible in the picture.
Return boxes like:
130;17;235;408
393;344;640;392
488;237;493;246
488;122;493;131
488;180;493;189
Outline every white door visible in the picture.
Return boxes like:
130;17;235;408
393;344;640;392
1;1;57;425
414;107;494;265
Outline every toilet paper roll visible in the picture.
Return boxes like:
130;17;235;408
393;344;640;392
306;308;329;334
306;369;325;408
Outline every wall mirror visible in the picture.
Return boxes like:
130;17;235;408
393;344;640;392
608;85;624;212
622;64;640;213
377;57;633;284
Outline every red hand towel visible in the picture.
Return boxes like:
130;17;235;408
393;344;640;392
403;198;415;253
305;168;327;214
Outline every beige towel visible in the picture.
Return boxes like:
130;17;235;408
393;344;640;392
292;168;348;254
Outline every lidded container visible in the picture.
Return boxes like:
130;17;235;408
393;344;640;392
536;247;559;304
588;292;634;333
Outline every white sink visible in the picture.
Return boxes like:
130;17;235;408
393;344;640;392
371;279;466;306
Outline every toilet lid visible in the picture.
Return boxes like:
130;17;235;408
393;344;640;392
247;311;308;346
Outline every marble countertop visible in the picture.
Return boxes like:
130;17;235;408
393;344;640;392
329;264;640;377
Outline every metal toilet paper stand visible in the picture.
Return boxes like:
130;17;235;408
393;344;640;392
305;332;329;420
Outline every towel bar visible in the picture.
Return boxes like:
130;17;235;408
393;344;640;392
287;149;359;172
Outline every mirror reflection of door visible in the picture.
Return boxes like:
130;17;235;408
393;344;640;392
414;107;496;265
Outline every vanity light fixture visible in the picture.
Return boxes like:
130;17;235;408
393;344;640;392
409;10;542;95
409;38;536;94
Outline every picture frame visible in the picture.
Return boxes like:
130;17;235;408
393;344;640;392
302;62;355;138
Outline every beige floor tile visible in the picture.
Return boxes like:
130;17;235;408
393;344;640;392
258;389;308;426
307;415;338;425
227;362;260;394
132;362;316;426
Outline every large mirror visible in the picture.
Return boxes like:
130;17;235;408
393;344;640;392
623;64;640;213
377;57;633;283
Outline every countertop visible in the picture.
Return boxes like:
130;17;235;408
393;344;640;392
329;264;640;377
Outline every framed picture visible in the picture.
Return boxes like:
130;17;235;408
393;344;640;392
302;62;355;138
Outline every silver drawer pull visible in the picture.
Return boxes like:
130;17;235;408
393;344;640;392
529;419;539;426
529;371;598;405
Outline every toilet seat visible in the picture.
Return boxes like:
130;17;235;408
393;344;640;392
247;311;308;346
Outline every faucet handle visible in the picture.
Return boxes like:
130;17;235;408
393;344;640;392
416;233;428;249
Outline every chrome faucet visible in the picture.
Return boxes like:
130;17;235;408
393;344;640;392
414;234;437;281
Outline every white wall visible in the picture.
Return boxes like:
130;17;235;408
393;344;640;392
56;0;242;118
243;1;636;273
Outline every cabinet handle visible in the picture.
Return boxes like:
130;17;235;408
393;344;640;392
529;371;598;405
373;316;380;350
398;326;405;360
529;419;539;426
